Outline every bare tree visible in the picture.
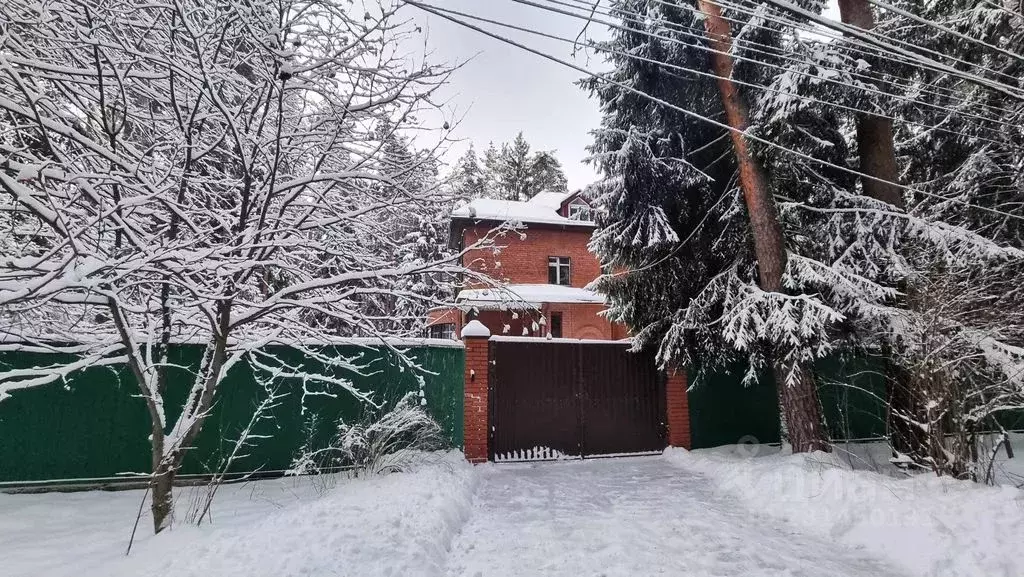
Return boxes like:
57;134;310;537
0;0;494;532
885;258;1024;479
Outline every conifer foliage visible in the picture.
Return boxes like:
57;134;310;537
452;131;568;200
586;0;1024;462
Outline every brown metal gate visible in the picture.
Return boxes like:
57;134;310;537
488;338;666;461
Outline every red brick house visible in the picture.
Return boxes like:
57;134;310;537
426;191;628;341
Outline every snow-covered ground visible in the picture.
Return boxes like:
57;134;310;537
1;452;474;577
445;456;904;577
3;448;1022;577
668;445;1024;577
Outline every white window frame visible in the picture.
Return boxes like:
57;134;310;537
427;323;455;340
568;204;593;221
548;256;571;286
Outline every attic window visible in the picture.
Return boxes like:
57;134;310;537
568;204;594;221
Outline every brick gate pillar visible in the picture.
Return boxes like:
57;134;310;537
461;320;491;463
665;368;692;449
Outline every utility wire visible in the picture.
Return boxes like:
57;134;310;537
865;0;1024;67
428;1;1008;147
706;0;1024;88
538;0;1016;130
401;0;1024;224
618;0;1023;91
551;0;1013;122
747;0;1024;96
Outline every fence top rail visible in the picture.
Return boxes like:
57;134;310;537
488;336;634;345
0;336;466;350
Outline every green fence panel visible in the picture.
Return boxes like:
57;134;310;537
0;343;463;484
687;364;782;449
0;354;153;482
688;355;890;449
815;354;889;440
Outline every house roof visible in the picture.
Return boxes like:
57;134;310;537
528;191;572;210
451;198;594;228
456;284;606;308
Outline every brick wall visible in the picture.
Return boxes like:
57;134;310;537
665;369;692;449
463;333;490;463
462;224;601;288
542;303;622;340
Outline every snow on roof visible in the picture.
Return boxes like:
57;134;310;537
456;284;606;307
528;191;571;209
451;197;593;227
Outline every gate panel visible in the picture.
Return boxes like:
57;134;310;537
489;340;581;461
579;345;666;455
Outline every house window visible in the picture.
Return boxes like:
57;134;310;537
550;312;563;338
548;256;571;286
427;323;455;340
568;204;594;221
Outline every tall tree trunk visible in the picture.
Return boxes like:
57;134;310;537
697;0;828;452
838;0;926;464
837;0;904;209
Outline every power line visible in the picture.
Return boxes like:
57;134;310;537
401;0;1024;225
865;0;1024;67
708;0;1023;89
537;0;1016;131
617;0;1018;120
749;0;1024;96
625;0;1023;92
426;0;1009;147
550;0;1013;122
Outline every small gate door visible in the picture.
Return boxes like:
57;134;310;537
488;339;665;461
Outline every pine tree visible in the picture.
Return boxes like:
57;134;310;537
870;0;1024;474
584;0;1023;453
584;0;754;397
502;132;534;201
476;132;569;201
452;144;488;199
530;150;569;194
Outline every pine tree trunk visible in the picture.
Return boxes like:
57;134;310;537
837;0;905;210
696;0;785;291
837;0;930;465
697;0;828;453
775;366;830;452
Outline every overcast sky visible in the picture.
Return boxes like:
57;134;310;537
402;1;840;191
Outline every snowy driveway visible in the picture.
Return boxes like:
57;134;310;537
444;456;905;577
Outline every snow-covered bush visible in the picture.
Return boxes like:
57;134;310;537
288;392;446;482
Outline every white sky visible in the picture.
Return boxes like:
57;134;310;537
403;1;841;191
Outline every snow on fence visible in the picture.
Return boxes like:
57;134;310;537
0;342;463;486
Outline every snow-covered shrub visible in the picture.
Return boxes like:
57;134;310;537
881;259;1024;481
288;393;445;482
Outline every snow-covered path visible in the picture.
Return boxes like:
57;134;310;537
444;456;906;577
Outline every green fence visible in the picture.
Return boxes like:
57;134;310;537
687;354;1024;449
0;342;464;485
688;354;891;449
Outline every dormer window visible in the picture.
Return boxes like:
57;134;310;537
548;256;571;286
568;204;594;221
